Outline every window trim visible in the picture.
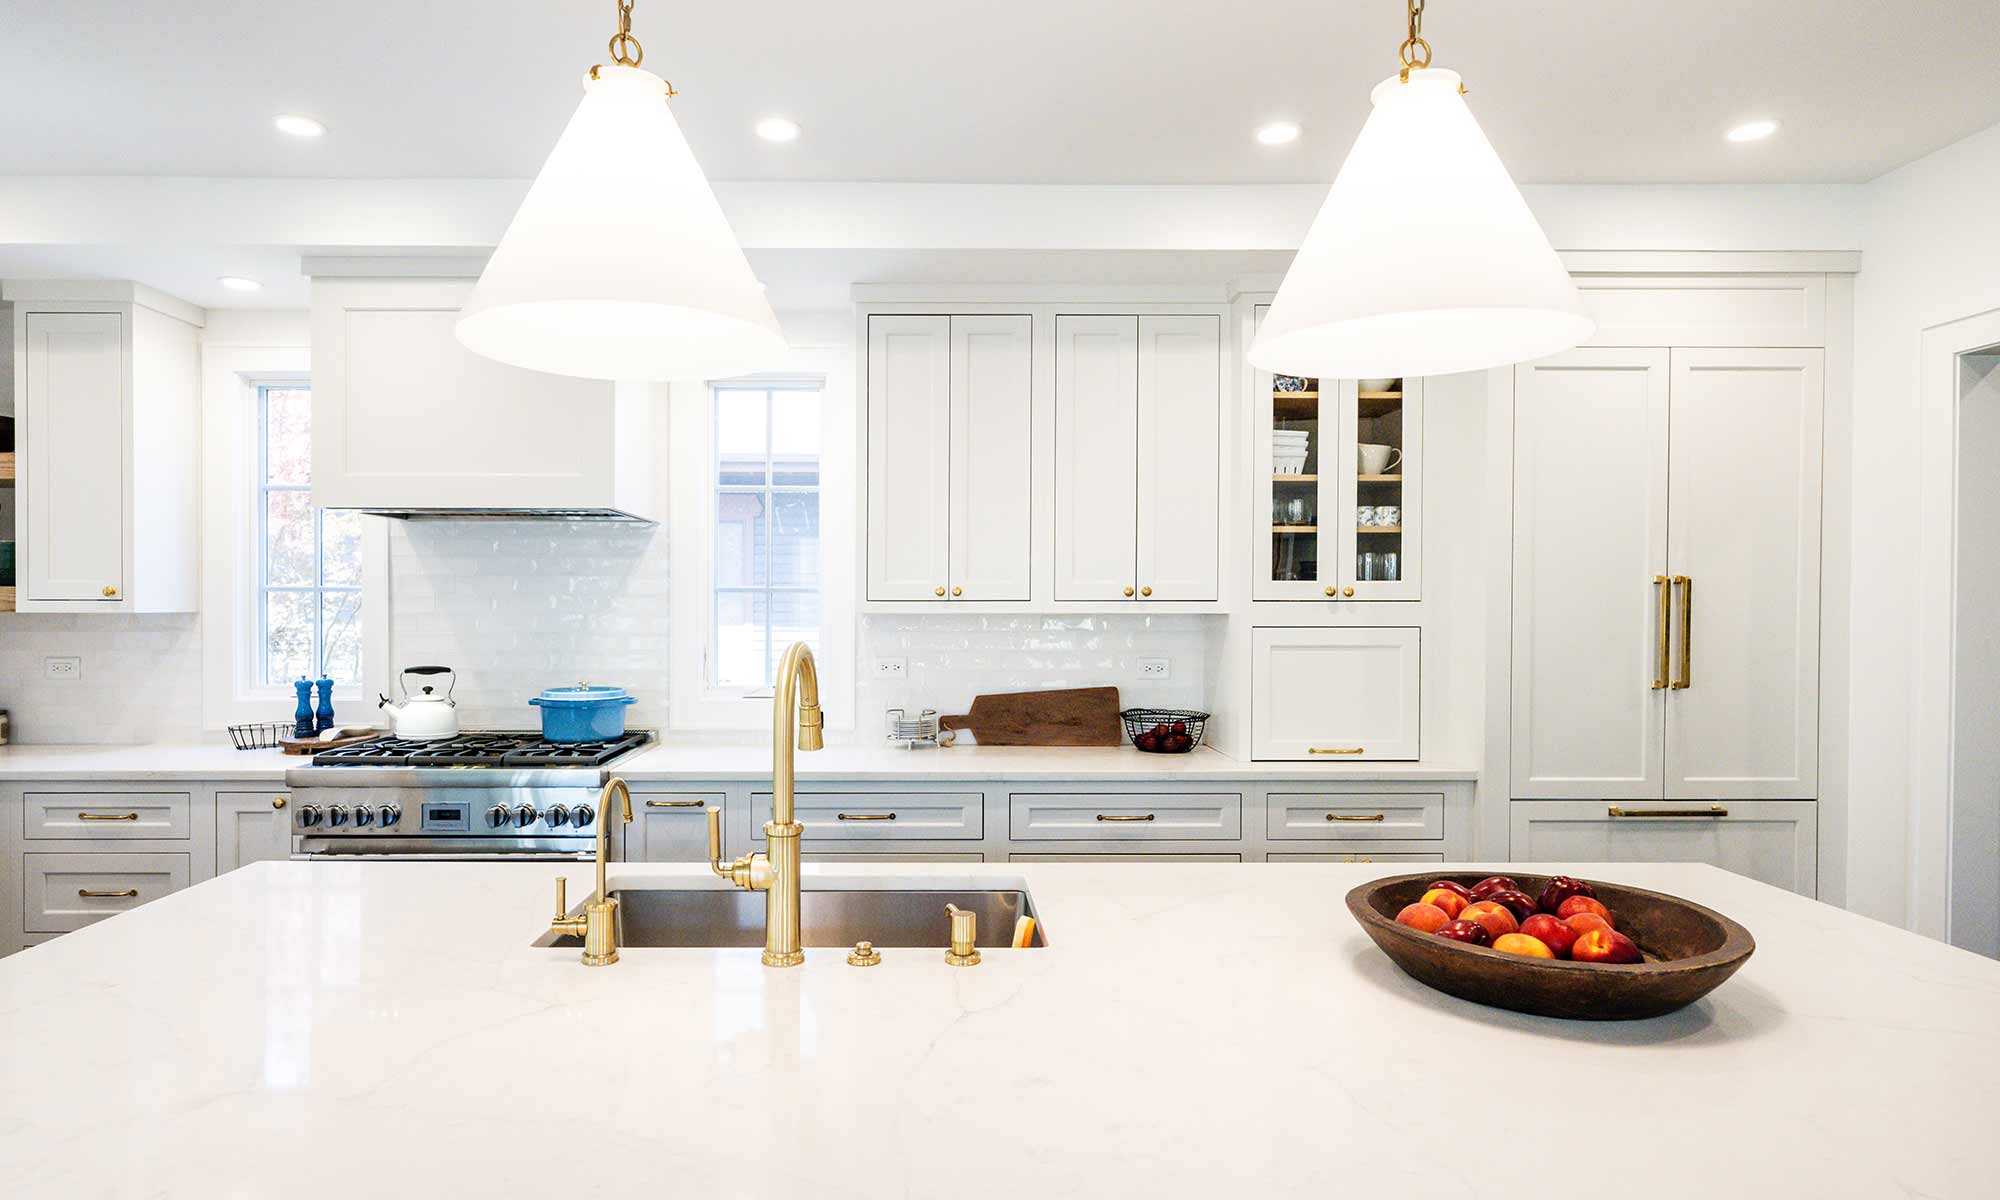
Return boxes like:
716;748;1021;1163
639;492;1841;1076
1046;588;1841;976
670;361;854;732
708;380;824;693
253;383;363;689
200;342;390;731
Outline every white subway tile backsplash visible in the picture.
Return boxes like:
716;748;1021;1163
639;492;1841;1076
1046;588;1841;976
0;613;204;744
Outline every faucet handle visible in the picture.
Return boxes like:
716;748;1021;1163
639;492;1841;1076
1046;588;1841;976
944;903;981;967
549;875;587;939
706;807;723;868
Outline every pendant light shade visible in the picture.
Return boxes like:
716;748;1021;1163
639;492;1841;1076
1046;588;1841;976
456;64;786;381
1249;69;1593;379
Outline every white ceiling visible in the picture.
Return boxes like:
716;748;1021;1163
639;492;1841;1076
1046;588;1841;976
3;1;1998;185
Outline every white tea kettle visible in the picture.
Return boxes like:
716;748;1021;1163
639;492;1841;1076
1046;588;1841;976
378;665;460;739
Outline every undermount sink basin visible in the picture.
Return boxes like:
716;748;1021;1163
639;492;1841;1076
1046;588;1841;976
537;885;1045;950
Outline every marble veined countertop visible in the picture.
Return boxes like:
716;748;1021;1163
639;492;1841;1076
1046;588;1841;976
1;860;1995;1197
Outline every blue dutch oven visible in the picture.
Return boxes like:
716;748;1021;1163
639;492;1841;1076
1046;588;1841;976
530;684;638;742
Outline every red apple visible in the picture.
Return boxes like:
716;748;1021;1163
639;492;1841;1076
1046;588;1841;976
1418;887;1470;920
1535;875;1598;915
1433;919;1493;947
1484;888;1539;923
1470;875;1522;900
1519;913;1579;958
1459;900;1519;941
1492;933;1555;959
1424;880;1476;902
1571;927;1643;964
1556;895;1613;925
1396;902;1452;934
1564;911;1614;939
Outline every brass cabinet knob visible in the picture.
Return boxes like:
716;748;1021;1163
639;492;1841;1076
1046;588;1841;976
1140;586;1153;597
951;586;963;597
1324;586;1336;597
1342;586;1355;598
1122;586;1135;597
102;586;118;597
272;797;287;810
933;586;946;597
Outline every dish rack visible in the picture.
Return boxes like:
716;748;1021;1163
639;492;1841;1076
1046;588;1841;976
886;707;952;749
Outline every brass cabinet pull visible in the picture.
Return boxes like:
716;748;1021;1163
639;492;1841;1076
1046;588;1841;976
1096;813;1156;822
1342;586;1355;598
78;812;140;822
1122;586;1135;597
102;586;118;597
951;586;963;597
78;888;139;898
836;812;897;821
1326;812;1386;822
933;586;946;597
1652;575;1670;689
1670;575;1692;689
1607;805;1728;818
1308;747;1365;755
272;797;287;810
1324;586;1337;597
1140;586;1153;597
645;799;704;809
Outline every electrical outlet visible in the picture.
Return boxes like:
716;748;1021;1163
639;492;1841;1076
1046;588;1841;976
873;657;908;679
1137;657;1171;680
43;656;82;681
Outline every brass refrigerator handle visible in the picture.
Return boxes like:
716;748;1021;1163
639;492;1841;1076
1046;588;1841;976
1608;805;1728;819
1652;575;1670;690
1671;575;1692;689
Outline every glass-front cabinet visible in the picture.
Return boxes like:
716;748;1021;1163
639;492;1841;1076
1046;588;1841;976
1252;305;1423;601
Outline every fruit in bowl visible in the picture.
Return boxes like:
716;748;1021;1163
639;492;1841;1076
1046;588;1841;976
1572;927;1644;964
1459;900;1519;941
1519;913;1580;959
1536;875;1598;914
1469;876;1522;901
1483;888;1539;923
1132;720;1196;753
1433;919;1493;947
1425;880;1476;902
1565;911;1615;938
1492;933;1555;959
1418;887;1470;919
1395;903;1452;934
1557;895;1613;924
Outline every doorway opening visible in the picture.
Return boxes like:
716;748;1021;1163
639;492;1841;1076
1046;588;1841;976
1949;345;2000;957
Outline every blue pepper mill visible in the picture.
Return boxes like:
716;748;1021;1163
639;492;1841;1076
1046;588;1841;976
293;678;316;739
315;676;336;733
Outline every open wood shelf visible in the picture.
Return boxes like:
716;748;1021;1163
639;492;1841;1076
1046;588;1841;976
1270;390;1320;400
1357;390;1403;400
1357;525;1404;534
1271;525;1318;534
1273;473;1318;483
0;452;14;485
1357;473;1402;483
0;587;14;613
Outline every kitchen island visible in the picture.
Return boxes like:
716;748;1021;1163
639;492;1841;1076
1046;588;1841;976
0;860;1993;1198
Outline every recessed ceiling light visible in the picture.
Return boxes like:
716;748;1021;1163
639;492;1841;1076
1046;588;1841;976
273;113;326;139
755;116;801;144
1256;121;1302;146
1726;118;1780;143
217;276;263;293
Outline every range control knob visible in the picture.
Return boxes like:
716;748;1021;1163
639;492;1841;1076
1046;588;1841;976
377;804;402;829
326;804;351;828
571;803;595;829
514;803;539;829
352;804;376;828
486;804;512;829
298;804;323;828
543;803;571;829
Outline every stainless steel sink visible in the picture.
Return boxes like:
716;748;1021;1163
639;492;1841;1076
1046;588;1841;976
537;887;1045;950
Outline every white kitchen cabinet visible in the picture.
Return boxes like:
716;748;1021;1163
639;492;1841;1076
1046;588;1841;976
629;793;724;862
215;792;293;873
1250;627;1421;761
1510;346;1822;801
308;274;656;519
23;852;191;932
864;314;1031;601
1509;799;1817;897
5;282;202;612
1054;314;1220;602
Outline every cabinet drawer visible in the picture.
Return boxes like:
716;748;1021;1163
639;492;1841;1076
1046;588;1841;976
1509;799;1817;897
1009;793;1242;841
24;852;191;932
1009;853;1242;863
1266;851;1446;863
1251;627;1421;760
803;852;986;863
25;792;191;840
751;792;983;841
632;793;725;863
1266;792;1444;841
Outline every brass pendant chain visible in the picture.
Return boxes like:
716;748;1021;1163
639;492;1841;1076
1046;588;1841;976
592;0;677;97
1398;0;1433;80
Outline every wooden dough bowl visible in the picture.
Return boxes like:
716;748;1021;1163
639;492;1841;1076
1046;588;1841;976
1346;872;1755;1021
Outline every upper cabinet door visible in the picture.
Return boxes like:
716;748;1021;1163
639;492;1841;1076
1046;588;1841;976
1054;315;1140;602
1511;349;1671;800
866;315;952;600
949;315;1033;601
1135;315;1221;602
1251;626;1421;761
1665;348;1823;800
22;312;125;603
1335;378;1423;601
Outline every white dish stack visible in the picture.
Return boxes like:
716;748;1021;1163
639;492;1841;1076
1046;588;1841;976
1273;429;1311;475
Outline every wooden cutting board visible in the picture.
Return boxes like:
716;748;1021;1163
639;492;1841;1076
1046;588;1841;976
938;686;1122;746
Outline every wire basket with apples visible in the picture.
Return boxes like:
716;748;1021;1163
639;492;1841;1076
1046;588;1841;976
1120;708;1209;753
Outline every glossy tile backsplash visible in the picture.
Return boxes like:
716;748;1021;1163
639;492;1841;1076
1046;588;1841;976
855;614;1221;739
0;614;204;744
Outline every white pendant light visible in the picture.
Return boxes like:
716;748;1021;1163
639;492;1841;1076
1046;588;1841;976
1249;0;1592;379
457;0;786;381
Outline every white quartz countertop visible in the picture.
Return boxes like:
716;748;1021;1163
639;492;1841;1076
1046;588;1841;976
0;740;1477;782
2;860;1995;1198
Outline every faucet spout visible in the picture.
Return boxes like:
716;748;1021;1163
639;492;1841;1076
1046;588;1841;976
548;776;633;966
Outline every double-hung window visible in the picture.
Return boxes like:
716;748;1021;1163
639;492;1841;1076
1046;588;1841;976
709;382;822;691
255;383;363;686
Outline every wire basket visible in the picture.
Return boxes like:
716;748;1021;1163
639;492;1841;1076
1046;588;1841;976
1120;708;1209;754
228;722;288;751
885;707;949;749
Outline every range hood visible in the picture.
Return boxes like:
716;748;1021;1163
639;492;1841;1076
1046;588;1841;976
308;268;662;523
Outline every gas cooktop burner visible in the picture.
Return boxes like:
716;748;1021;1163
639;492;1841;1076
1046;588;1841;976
310;730;652;769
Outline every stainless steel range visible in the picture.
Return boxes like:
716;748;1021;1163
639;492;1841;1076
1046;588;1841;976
283;731;653;861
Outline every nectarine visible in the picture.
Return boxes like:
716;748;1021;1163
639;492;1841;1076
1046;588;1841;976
1519;913;1578;958
1571;927;1643;964
1418;887;1470;919
1425;880;1476;901
1492;933;1555;958
1556;895;1612;924
1535;875;1598;915
1459;900;1519;941
1395;902;1452;934
1564;911;1614;938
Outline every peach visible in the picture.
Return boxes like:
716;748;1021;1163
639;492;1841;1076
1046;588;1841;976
1459;900;1519;941
1556;895;1612;925
1492;933;1555;958
1395;902;1452;934
1425;880;1476;901
1571;927;1643;964
1418;887;1470;919
1519;913;1579;958
1564;911;1614;938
